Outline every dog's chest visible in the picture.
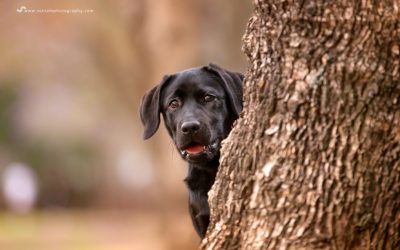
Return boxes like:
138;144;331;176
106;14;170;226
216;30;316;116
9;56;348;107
184;165;217;194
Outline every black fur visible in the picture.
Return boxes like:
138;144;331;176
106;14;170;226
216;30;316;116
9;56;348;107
140;63;243;238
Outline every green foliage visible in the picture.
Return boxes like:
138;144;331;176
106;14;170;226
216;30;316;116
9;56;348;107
0;85;17;146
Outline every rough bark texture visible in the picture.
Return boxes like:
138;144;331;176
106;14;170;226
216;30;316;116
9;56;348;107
200;1;400;249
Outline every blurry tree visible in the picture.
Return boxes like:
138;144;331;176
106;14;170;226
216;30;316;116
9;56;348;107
201;0;400;249
0;83;97;208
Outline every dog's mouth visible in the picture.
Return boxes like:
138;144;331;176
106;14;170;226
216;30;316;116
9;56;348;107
184;143;206;155
180;141;219;158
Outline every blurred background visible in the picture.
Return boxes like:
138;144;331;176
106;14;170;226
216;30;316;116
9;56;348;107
0;1;251;249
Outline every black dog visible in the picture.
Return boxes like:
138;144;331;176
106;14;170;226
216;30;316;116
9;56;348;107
140;63;243;238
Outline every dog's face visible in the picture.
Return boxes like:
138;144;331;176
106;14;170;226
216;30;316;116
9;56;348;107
161;70;233;164
140;64;243;166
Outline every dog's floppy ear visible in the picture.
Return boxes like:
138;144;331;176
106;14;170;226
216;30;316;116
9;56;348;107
140;75;173;140
204;63;244;118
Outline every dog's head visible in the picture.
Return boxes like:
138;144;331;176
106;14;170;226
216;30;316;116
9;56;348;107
140;63;243;165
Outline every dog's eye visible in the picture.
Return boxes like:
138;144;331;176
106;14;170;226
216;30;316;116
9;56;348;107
168;99;180;109
203;95;216;103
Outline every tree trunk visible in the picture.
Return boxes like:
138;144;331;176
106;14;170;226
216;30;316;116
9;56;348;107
200;1;400;249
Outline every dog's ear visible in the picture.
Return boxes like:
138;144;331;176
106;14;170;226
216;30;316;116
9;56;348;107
204;63;244;118
140;75;173;140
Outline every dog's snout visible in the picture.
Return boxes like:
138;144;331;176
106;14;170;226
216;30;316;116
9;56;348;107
181;121;200;134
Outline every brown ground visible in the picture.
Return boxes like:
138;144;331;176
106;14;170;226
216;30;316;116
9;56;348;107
0;210;199;250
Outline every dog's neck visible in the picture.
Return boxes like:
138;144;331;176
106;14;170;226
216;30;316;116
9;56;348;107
184;158;219;193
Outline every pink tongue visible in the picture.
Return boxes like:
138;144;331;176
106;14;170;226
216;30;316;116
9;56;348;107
185;144;205;154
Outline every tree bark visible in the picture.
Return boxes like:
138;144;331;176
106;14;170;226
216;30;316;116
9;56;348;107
200;1;400;249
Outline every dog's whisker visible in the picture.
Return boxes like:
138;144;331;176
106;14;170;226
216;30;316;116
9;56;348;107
168;141;178;160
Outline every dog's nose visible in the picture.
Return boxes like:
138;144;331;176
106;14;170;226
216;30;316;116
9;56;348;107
181;121;200;134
